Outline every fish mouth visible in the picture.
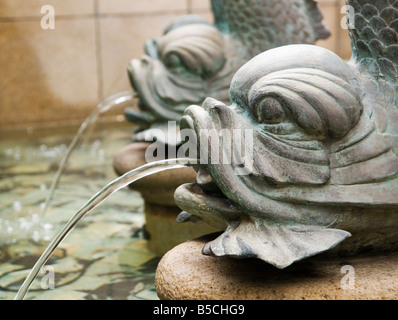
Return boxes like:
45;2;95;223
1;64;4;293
127;57;184;123
175;98;331;227
127;55;210;125
174;168;241;230
175;101;244;228
126;57;193;145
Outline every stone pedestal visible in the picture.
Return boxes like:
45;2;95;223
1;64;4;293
113;142;220;255
155;233;398;300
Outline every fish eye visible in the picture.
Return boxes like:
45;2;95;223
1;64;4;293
252;96;285;124
164;53;184;69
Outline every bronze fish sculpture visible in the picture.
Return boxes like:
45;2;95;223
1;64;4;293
125;0;330;145
174;0;398;268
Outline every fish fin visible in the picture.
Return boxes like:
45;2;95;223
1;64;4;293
305;0;331;40
202;217;350;269
176;211;203;223
212;0;330;57
211;0;228;33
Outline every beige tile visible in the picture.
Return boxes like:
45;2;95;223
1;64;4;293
98;0;188;15
316;1;339;54
190;0;212;11
99;14;182;98
190;11;214;24
0;19;98;128
337;28;352;61
336;0;352;60
316;0;338;4
0;0;95;18
0;0;353;129
316;0;352;60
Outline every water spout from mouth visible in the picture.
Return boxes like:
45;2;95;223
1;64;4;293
40;91;136;218
15;158;193;300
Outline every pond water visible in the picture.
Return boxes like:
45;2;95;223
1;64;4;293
0;121;160;300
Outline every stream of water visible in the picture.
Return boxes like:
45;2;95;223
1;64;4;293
14;158;190;300
0;119;171;300
1;90;193;300
40;91;136;217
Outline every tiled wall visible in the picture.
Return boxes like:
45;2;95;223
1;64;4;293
0;0;350;130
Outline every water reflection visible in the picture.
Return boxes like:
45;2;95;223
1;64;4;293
0;123;159;300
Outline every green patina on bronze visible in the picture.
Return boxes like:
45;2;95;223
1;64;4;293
175;0;398;268
125;0;330;144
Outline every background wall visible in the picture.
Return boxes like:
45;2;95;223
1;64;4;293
0;0;351;130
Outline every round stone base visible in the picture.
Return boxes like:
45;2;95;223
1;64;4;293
144;203;221;255
113;142;197;206
155;233;398;300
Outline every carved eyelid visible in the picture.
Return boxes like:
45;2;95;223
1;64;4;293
248;89;283;110
248;90;286;122
248;89;267;110
164;52;183;66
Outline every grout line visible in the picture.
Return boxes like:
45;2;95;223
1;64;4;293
187;0;192;14
0;14;94;23
0;10;189;23
334;0;342;57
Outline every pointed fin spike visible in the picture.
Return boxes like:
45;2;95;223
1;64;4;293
176;211;203;223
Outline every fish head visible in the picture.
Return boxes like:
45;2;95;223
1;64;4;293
175;44;363;227
126;17;233;145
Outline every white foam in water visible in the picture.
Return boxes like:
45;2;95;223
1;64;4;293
32;231;40;243
12;201;22;212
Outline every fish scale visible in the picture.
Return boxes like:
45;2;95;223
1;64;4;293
212;0;330;58
174;0;398;268
348;0;398;81
125;0;331;142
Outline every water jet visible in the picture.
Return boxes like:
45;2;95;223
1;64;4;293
15;158;192;300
